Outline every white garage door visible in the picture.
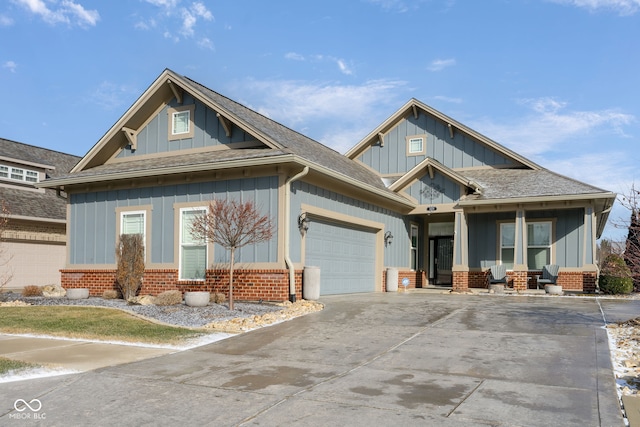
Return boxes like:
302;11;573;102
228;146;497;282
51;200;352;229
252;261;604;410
305;219;376;295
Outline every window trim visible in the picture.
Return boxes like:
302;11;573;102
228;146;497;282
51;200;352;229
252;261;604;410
406;134;427;156
498;219;554;270
116;206;151;264
168;104;195;141
410;223;419;271
179;206;208;281
526;220;553;270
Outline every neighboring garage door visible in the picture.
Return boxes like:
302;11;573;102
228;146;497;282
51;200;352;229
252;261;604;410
305;218;376;295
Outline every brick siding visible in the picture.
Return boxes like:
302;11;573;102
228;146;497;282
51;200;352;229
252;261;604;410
61;268;303;302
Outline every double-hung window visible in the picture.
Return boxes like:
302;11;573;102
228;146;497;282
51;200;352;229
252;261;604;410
180;208;207;280
500;223;515;270
527;222;552;270
499;221;552;270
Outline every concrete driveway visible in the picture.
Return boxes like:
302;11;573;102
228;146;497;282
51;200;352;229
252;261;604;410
1;293;638;426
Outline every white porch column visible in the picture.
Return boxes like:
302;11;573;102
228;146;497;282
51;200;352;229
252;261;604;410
452;211;469;290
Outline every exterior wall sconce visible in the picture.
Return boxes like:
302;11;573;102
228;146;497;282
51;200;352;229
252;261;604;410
298;213;310;233
384;231;394;247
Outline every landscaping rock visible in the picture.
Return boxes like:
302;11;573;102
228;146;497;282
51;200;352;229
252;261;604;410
42;284;66;298
127;295;156;305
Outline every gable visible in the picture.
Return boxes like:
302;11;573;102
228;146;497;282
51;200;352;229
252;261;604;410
112;93;266;161
347;99;539;176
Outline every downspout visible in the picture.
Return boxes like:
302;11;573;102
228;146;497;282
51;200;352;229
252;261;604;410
284;166;309;302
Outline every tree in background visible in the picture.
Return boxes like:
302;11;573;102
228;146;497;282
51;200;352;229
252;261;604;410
115;233;145;300
190;199;274;310
615;184;640;291
0;201;13;289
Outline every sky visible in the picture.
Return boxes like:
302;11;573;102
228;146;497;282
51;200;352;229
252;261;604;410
0;0;638;241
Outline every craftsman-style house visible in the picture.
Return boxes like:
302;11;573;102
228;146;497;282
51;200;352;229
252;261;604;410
38;69;615;300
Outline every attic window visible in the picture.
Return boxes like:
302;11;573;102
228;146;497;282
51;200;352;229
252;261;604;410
0;164;39;183
168;104;195;141
406;135;427;156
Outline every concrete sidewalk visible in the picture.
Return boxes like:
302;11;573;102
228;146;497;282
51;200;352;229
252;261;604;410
0;335;176;375
1;293;637;426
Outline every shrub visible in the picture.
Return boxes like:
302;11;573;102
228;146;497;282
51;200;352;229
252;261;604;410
211;292;226;304
22;285;42;297
102;289;119;299
115;233;145;300
599;254;634;295
599;275;633;294
155;290;182;306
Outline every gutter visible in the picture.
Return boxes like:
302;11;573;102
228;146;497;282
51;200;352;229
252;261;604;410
284;166;309;302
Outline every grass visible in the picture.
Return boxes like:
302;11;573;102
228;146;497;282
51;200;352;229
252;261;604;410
0;306;204;344
0;357;39;376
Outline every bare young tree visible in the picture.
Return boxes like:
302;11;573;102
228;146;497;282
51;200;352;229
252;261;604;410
614;184;640;291
0;201;13;290
190;198;274;310
115;233;145;300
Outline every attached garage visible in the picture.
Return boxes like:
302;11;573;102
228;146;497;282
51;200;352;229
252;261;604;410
305;218;377;295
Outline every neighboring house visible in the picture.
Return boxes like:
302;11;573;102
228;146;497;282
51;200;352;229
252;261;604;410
38;69;616;300
0;138;80;291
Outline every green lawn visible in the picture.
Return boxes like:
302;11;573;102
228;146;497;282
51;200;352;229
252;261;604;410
0;306;204;344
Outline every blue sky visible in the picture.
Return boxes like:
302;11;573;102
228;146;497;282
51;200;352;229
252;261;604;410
1;0;638;241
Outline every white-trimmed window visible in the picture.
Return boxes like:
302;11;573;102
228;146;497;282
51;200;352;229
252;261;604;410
410;224;419;270
0;164;39;183
168;104;195;141
406;134;427;156
527;222;552;270
500;223;515;269
172;110;190;135
179;207;207;280
121;211;145;238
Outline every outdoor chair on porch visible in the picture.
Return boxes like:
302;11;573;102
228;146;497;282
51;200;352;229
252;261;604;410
488;264;509;288
536;264;559;289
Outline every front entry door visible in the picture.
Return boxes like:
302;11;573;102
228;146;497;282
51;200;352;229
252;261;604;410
429;236;454;286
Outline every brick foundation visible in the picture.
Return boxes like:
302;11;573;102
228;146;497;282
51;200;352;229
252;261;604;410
466;270;596;292
61;268;303;302
382;270;426;292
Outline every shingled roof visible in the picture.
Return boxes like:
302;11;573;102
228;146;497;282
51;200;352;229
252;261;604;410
460;168;611;201
0;138;80;221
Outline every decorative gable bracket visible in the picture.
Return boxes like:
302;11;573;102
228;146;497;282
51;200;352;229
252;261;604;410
167;79;183;104
216;113;233;137
121;127;137;151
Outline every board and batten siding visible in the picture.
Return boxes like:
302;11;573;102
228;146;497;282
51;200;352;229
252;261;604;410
357;113;511;174
467;208;585;269
68;176;279;265
405;170;460;205
117;94;253;159
290;181;408;268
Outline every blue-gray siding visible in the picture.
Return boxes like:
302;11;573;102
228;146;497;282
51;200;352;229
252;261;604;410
357;113;511;174
468;208;585;269
406;170;460;204
69;176;279;265
117;94;253;158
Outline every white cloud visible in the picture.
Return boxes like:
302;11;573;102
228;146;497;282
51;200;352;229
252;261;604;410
432;95;463;104
3;61;17;73
0;14;13;26
141;0;213;42
284;52;355;75
548;0;640;15
472;97;635;157
90;81;139;110
427;58;456;72
236;78;408;152
13;0;99;27
365;0;410;13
